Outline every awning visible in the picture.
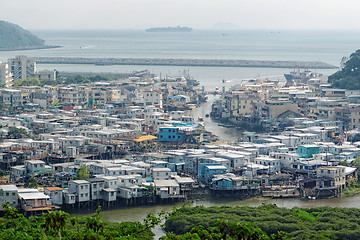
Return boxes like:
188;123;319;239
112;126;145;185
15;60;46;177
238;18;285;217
133;135;157;142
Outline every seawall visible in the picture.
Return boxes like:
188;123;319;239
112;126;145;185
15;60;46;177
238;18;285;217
32;57;338;69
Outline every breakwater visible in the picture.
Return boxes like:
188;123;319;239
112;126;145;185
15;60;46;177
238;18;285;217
32;57;337;69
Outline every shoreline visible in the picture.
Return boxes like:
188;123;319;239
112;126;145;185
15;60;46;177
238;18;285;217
32;56;338;69
0;45;61;51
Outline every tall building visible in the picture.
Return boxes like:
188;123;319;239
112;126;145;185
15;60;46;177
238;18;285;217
9;55;36;81
0;62;13;87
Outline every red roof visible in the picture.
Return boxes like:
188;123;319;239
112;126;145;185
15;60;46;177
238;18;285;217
44;187;62;191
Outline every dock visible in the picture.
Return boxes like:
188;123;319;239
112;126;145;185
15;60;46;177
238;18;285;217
31;57;338;69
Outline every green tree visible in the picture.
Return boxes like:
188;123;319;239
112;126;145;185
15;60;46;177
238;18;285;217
6;127;30;139
352;156;360;169
338;160;347;166
13;77;41;87
42;211;69;240
161;219;286;240
24;177;38;188
53;98;60;106
329;50;360;90
76;164;90;179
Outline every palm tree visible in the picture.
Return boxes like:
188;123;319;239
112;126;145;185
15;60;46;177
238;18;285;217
42;211;69;240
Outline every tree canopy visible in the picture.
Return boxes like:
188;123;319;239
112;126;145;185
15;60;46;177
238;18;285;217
0;204;157;239
6;127;30;139
164;205;360;239
329;49;360;89
12;75;120;88
24;177;38;188
76;164;90;180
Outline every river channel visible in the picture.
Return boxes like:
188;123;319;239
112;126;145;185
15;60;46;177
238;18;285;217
77;95;360;238
191;94;243;143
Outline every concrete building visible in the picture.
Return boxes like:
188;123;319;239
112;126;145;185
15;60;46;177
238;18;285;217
316;166;346;190
0;62;13;87
9;55;36;81
24;160;45;174
254;156;281;172
158;127;185;142
44;187;63;206
68;180;90;203
154;179;180;199
151;168;171;180
0;185;18;207
87;178;105;200
143;90;163;108
0;89;22;107
36;69;56;81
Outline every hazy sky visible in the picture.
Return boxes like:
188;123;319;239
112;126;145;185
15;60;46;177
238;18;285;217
1;0;359;30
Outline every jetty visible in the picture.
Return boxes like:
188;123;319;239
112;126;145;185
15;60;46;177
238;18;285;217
31;57;337;69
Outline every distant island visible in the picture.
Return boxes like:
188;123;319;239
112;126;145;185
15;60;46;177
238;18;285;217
0;20;60;51
145;26;192;32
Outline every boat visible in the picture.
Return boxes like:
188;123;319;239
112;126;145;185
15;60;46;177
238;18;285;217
284;69;322;83
145;26;192;32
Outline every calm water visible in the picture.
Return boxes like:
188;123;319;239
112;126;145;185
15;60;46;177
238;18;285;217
191;94;243;143
2;29;360;90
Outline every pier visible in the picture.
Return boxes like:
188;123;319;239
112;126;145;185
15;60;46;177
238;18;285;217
31;57;338;69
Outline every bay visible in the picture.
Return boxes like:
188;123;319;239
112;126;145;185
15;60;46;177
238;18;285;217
1;29;358;90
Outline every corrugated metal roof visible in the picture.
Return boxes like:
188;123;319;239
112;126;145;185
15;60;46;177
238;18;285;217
18;192;50;200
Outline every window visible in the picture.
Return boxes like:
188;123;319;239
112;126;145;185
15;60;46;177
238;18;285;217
6;193;9;196
81;194;83;197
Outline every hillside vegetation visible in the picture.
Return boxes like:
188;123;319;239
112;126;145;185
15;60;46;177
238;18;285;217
164;205;360;239
0;204;285;240
0;20;45;49
329;50;360;89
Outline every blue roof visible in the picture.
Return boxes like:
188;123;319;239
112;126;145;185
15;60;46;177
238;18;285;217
169;96;186;99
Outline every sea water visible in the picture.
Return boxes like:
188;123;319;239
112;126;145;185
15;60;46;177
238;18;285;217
1;29;360;89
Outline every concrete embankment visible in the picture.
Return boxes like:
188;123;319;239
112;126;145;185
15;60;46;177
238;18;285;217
32;57;338;69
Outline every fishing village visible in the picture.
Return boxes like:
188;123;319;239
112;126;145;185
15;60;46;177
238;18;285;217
0;55;360;217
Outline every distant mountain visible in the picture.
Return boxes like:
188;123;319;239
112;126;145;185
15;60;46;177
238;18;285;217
0;20;46;50
146;26;192;32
